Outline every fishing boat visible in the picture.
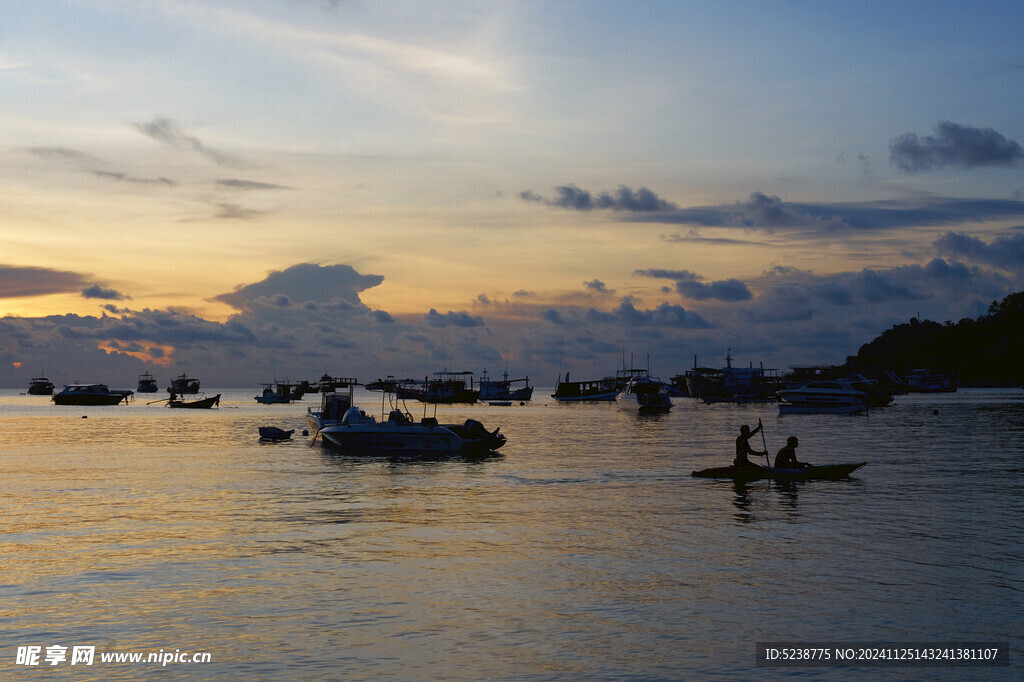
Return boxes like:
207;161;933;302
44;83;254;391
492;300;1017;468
478;369;533;402
137;372;159;393
306;378;361;432
615;375;673;413
27;376;55;395
776;380;868;414
255;382;299;404
552;364;649;402
168;393;221;409
395;371;480;404
691;462;867;481
169;373;200;394
52;383;133;406
683;351;781;404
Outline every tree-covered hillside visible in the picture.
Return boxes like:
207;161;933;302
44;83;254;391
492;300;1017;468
854;291;1024;386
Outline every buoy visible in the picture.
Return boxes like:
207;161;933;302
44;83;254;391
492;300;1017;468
302;429;309;436
82;415;88;419
932;409;939;415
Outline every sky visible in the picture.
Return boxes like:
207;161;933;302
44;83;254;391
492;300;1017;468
2;0;1024;388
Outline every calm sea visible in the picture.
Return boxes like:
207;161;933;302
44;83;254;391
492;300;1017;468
1;387;1020;679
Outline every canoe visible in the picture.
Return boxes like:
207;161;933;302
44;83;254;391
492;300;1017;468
691;462;867;481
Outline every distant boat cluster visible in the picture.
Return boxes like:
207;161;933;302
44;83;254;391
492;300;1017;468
25;350;956;416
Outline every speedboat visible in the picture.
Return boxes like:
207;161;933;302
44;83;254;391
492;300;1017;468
616;376;673;413
52;383;133;406
776;380;867;414
318;408;506;455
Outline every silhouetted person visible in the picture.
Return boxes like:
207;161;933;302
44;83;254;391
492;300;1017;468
774;436;810;469
735;421;767;468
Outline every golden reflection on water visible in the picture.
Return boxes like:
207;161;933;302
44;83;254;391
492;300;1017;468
1;389;1023;678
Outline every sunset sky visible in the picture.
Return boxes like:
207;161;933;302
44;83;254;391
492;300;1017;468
3;0;1024;387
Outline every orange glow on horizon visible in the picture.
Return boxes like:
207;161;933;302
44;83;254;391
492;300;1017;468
96;340;176;366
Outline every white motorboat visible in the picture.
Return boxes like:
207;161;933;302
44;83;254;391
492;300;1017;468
615;376;673;413
776;380;867;414
317;406;506;456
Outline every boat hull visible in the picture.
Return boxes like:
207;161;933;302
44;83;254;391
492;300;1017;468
168;394;220;409
691;462;867;481
319;421;504;456
53;394;127;406
778;402;865;414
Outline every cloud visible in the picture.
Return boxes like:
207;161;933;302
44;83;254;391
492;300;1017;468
134;117;239;167
934;231;1024;270
633;195;1024;234
21;147;177;186
81;285;130;301
519;184;678;212
585;299;712;329
213;263;384;310
212;202;272;220
635;268;753;302
890;121;1024;173
216;179;290;190
425;309;485;328
0;265;91;298
91;171;176;186
583;279;613;294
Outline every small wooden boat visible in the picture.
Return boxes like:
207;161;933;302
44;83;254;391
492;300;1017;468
691;462;867;481
168;393;221;409
259;426;295;441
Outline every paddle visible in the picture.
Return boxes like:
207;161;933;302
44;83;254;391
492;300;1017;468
758;417;772;478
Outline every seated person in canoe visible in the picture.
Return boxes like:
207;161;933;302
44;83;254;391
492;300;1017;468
774;436;811;469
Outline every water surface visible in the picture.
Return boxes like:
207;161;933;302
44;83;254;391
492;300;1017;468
1;388;1020;678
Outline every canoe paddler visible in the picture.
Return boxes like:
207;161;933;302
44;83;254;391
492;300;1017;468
774;436;811;469
734;422;767;469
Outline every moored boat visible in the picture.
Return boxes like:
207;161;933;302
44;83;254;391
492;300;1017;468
255;382;299;404
306;379;361;433
169;373;200;394
52;383;133;406
683;351;781;404
776;380;867;414
616;375;672;413
395;371;480;404
478;369;533;402
168;393;221;409
137;372;159;393
552;364;649;402
318;408;506;455
27;376;55;395
691;462;867;481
